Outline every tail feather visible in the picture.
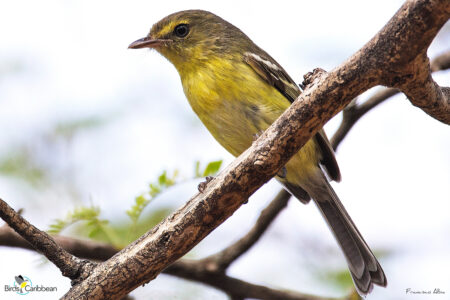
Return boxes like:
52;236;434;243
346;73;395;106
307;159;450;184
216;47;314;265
287;172;387;295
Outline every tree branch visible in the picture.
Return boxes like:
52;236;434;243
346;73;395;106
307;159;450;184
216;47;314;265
1;1;448;299
331;50;450;150
366;1;450;123
0;199;95;280
59;1;449;298
330;88;398;150
0;224;118;261
0;200;345;300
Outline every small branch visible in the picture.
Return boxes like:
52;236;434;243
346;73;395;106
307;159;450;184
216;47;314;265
330;88;398;150
397;52;450;123
331;50;450;151
0;225;117;261
165;260;337;300
202;189;291;272
0;199;95;280
430;50;450;72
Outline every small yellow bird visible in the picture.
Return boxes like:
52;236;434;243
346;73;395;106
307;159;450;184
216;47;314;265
129;10;386;295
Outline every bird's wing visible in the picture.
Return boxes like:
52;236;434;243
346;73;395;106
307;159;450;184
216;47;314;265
243;51;341;182
243;51;300;102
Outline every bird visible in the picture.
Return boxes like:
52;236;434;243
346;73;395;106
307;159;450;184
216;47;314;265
129;9;387;295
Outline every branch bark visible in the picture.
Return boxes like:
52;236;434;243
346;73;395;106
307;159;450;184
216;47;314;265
58;1;449;299
0;199;96;280
331;50;450;150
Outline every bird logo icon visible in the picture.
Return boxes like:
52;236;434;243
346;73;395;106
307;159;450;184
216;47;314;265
14;275;31;295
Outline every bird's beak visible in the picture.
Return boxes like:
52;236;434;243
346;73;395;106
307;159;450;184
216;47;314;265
128;37;170;49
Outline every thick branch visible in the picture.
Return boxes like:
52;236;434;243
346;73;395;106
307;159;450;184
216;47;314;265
61;1;450;298
0;199;95;280
331;50;450;150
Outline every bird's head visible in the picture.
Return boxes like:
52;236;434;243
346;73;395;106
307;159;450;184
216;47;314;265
129;10;251;70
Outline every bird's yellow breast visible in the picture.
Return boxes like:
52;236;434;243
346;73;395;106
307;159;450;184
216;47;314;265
179;58;284;153
178;57;319;182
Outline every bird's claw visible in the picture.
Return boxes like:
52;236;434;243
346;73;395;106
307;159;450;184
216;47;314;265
198;176;214;193
252;130;265;141
277;167;287;179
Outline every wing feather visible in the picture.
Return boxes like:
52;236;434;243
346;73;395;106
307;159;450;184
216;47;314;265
243;51;341;182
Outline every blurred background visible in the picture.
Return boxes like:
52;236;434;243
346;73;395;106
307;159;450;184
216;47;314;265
0;0;449;299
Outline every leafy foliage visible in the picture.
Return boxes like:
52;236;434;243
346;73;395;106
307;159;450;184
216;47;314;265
47;159;223;248
126;170;179;225
128;160;222;226
195;160;222;177
48;206;121;246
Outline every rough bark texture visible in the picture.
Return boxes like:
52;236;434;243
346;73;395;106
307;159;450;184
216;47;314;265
331;50;450;151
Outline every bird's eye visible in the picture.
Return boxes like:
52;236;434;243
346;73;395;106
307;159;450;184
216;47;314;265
174;24;189;38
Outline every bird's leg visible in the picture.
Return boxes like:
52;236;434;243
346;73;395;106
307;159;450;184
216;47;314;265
277;167;287;178
301;68;327;89
252;130;265;141
198;176;214;193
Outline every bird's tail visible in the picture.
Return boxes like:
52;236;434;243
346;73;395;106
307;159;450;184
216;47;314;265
303;173;387;295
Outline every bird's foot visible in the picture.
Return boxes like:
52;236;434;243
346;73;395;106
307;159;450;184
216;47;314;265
252;130;265;141
301;68;327;89
277;167;287;179
198;176;214;193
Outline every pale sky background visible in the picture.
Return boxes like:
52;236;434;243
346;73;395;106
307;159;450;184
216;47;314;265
0;1;449;299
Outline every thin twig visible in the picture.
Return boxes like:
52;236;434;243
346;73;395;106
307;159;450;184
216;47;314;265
165;259;338;300
330;88;398;150
202;189;291;271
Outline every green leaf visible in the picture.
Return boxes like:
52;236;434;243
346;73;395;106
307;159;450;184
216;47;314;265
202;160;222;177
158;171;167;186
